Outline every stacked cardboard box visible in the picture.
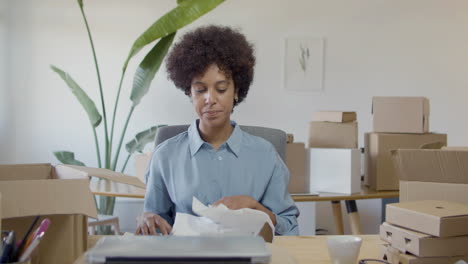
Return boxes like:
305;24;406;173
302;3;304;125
379;200;468;264
365;97;447;190
307;111;361;194
285;142;308;194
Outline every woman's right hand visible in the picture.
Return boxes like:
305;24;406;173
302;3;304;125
135;212;172;235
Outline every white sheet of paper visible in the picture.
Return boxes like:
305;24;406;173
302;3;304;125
171;197;275;237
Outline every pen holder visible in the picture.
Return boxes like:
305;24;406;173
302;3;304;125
10;261;31;264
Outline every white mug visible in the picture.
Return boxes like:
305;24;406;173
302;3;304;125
327;236;363;264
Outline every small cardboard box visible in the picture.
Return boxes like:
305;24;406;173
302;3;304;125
380;244;468;264
0;164;100;264
372;96;429;133
307;121;357;148
386;200;468;238
285;143;308;194
308;148;361;194
380;222;468;257
311;111;356;123
134;153;152;184
364;133;447;190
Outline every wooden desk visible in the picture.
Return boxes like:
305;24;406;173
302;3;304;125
292;186;399;235
75;235;384;264
90;180;398;235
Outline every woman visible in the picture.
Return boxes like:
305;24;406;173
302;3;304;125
136;25;299;236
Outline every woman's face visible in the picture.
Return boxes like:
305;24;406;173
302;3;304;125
190;64;236;130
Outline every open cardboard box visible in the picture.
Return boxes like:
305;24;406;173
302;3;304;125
392;148;468;204
380;222;468;257
380;244;468;264
386;200;468;238
0;163;147;264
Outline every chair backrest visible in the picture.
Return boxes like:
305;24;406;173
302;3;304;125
154;125;287;161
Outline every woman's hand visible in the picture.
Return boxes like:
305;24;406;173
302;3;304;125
213;195;277;226
135;212;172;235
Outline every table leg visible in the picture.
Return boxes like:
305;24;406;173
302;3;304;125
331;201;344;235
345;200;362;235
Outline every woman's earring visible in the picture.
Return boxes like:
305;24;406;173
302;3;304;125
234;94;239;104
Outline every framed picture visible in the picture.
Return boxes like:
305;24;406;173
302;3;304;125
283;36;325;92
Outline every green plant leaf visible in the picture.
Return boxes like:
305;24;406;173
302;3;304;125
123;0;224;71
50;65;102;127
177;0;190;4
54;151;86;166
125;125;167;154
130;32;176;107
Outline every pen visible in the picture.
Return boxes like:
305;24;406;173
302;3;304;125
10;215;40;262
19;218;51;259
0;231;15;263
19;232;44;262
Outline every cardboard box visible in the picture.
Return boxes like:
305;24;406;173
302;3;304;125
307;121;357;148
380;244;468;264
372;96;429;133
308;148;361;194
312;111;356;123
386;200;468;238
0;164;101;264
364;133;447;190
380;222;468;257
285;143;308;194
400;181;468;205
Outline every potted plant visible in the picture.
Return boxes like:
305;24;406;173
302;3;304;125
51;0;224;233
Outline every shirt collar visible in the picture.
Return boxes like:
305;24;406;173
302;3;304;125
188;119;242;157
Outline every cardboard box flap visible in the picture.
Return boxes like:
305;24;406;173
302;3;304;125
0;178;97;219
392;149;468;184
312;111;356;122
0;163;52;181
60;164;146;188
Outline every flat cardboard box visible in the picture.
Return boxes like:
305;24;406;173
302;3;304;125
400;181;468;205
372;96;429;133
0;163;142;264
380;222;468;257
285;143;308;194
364;133;447;190
386;200;468;238
307;121;357;148
308;148;361;194
380;245;468;264
311;111;356;123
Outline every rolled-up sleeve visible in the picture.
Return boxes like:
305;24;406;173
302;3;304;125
260;151;300;235
143;151;175;225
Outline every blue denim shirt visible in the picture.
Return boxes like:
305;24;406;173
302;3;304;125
144;120;299;235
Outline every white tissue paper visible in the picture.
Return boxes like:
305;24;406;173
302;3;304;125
171;197;275;237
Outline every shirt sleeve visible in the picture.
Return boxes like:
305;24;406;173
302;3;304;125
143;150;175;226
260;150;300;235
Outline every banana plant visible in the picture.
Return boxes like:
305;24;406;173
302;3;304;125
51;0;224;233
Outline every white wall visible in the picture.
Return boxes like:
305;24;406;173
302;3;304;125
3;0;468;234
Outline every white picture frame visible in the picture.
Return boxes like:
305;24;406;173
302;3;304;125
283;36;325;92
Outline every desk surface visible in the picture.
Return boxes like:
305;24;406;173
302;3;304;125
75;235;383;264
90;179;398;202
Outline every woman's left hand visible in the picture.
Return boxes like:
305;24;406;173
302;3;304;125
212;195;259;210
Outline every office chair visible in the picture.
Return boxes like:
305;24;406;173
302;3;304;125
154;124;287;161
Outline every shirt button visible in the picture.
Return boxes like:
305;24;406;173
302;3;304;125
218;156;223;161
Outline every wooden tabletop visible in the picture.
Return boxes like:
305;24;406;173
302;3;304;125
90;179;398;202
75;235;384;264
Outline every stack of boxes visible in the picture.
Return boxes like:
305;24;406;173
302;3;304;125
365;97;447;191
379;200;468;263
307;111;361;194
